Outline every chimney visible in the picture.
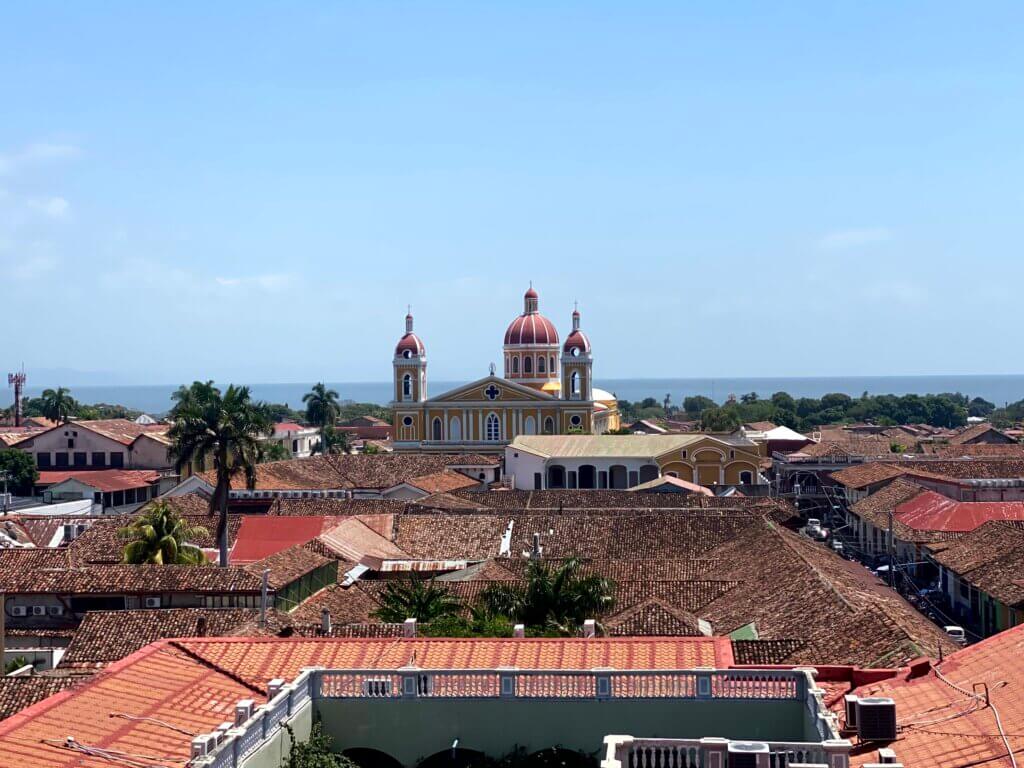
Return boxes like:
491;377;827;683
513;624;525;638
530;532;542;560
403;617;417;637
320;608;331;635
195;616;207;637
583;619;596;638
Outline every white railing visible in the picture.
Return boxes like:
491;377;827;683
602;736;852;768
193;667;841;768
315;668;807;701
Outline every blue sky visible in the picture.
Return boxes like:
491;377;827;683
2;2;1022;385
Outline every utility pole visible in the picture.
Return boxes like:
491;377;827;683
259;568;270;628
0;471;9;516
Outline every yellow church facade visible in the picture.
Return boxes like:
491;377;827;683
391;287;619;453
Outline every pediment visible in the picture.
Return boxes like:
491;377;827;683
428;376;556;404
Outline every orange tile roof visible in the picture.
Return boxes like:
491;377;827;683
174;636;734;690
848;624;1024;768
0;642;256;768
0;635;732;766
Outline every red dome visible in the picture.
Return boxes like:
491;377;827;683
395;333;425;357
563;329;591;355
524;286;538;299
504;313;559;346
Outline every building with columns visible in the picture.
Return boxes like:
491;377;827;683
391;286;619;452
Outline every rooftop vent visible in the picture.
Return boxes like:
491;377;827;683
234;699;254;726
857;697;897;741
583;619;596;638
727;741;769;768
513;624;525;638
191;733;218;758
321;608;332;635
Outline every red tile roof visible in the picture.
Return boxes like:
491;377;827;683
229;515;342;563
848;624;1024;768
35;469;160;492
896;491;1024;532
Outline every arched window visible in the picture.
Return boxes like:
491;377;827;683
485;413;500;441
549;356;556;372
739;471;753;484
402;373;412;398
538;356;546;373
543;416;555;435
524;356;533;374
524;416;536;435
449;416;462;441
431;417;442;441
512;357;519;374
570;371;580;397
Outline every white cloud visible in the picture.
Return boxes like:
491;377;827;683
817;227;891;250
28;196;69;218
0;141;79;175
10;252;58;280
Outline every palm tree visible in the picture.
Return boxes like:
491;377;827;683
168;381;272;566
373;577;463;623
119;501;208;564
39;387;77;424
303;383;341;455
480;558;615;635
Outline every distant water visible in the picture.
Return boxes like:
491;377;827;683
6;375;1024;416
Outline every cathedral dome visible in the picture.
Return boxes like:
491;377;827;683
504;286;559;347
395;312;426;358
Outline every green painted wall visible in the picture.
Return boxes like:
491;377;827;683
240;702;313;768
315;699;808;766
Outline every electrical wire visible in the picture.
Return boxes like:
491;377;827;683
41;737;188;768
931;666;1019;768
110;712;197;737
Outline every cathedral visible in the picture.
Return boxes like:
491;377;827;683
391;286;620;452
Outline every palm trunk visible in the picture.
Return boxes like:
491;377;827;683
216;466;230;567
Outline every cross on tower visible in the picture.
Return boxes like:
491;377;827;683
484;384;501;401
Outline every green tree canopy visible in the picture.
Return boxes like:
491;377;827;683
480;558;615;635
168;381;272;566
119;501;208;564
39;387;77;424
373;577;463;623
0;449;38;495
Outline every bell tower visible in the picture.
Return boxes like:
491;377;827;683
393;310;427;403
560;305;593;401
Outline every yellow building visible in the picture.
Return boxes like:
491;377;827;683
505;434;764;490
391;286;619;452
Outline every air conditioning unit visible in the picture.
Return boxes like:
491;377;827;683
10;606;28;617
844;694;859;730
31;605;47;616
361;678;393;697
144;597;162;608
727;742;769;768
47;606;64;617
857;697;898;741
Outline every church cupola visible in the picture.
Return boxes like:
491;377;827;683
561;305;593;401
503;284;561;391
393;309;427;403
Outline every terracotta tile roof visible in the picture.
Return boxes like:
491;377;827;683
0;427;45;446
201;453;497;491
848;624;1024;768
244;544;334;590
927;521;1024;606
0;549;266;594
58;608;260;669
287;584;382;626
948;422;1015;444
0;641;259;767
403;470;481;494
730;639;806;665
849;480;965;544
0;676;87;721
893;458;1024;479
37;418;169;446
831;463;909;490
35;469;160;492
603;599;705;636
318;517;409;561
13;517;103;548
174;635;734;691
919;442;1024;458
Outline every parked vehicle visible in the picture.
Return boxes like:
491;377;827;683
944;626;967;644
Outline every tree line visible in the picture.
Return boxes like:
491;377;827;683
618;390;1003;432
